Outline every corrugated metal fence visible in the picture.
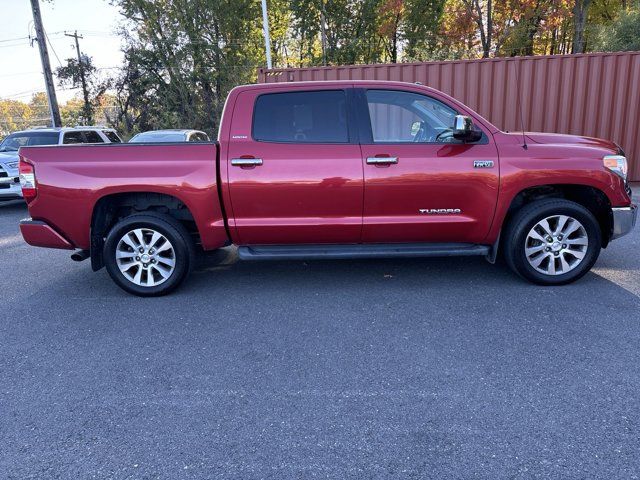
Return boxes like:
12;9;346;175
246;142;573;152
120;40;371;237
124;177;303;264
258;52;640;182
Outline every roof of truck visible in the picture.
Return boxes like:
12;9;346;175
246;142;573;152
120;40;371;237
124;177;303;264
239;80;434;90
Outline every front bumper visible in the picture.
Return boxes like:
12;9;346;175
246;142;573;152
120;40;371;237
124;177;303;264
19;219;74;250
611;204;638;240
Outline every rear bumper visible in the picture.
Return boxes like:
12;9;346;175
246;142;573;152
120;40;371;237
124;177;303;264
611;204;637;240
19;219;74;250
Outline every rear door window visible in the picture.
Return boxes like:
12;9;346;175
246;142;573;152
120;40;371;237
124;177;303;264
63;131;85;144
253;90;349;143
83;131;105;143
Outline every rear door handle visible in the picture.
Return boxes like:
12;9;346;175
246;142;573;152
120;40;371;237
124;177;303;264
231;158;263;167
366;156;398;165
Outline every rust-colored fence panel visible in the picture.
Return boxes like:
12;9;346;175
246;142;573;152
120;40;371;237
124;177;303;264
259;52;640;182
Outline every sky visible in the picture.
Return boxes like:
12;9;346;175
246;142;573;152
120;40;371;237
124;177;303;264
0;0;124;103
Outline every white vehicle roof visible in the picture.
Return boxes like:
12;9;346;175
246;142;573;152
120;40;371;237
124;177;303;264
15;126;118;134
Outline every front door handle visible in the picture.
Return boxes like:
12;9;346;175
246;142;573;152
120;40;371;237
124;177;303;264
366;156;398;165
231;158;263;167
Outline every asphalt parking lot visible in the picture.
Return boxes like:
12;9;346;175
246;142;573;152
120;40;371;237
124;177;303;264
1;189;639;479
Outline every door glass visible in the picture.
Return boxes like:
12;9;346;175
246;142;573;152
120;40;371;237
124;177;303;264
83;131;105;143
366;90;458;143
253;90;349;143
63;131;85;144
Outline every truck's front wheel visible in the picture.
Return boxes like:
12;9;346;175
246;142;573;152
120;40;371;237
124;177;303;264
504;199;602;285
103;213;194;296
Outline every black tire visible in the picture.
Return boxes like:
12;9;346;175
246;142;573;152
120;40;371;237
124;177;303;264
503;199;602;285
103;212;195;296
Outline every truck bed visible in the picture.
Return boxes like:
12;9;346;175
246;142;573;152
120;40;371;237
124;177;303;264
19;143;229;251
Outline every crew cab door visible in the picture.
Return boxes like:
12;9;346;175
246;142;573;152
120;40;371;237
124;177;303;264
225;86;363;245
357;87;499;244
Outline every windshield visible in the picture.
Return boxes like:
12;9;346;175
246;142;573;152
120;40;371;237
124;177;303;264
129;132;186;143
0;131;59;152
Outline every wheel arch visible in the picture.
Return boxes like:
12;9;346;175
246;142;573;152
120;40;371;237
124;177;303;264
501;184;613;248
90;191;200;271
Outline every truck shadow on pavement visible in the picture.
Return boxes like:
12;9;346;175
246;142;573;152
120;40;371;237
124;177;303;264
180;245;640;312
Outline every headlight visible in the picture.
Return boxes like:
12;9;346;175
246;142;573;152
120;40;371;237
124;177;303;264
604;155;628;181
5;160;19;169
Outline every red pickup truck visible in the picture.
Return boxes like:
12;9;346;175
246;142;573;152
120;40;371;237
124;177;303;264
18;81;637;296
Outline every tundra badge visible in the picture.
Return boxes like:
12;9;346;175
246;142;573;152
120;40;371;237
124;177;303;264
419;208;462;214
474;160;494;168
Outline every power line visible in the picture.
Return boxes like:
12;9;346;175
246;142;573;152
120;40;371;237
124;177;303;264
45;29;63;68
0;36;30;43
0;71;41;78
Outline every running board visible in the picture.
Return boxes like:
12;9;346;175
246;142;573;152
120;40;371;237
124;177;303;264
238;243;491;261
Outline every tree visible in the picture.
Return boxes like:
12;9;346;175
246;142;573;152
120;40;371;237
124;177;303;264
289;0;390;66
441;0;515;58
112;0;265;135
593;9;640;51
0;100;33;134
572;0;593;52
402;0;447;61
56;55;105;125
28;92;51;125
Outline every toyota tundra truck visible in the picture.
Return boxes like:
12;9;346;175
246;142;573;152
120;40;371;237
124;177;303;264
18;81;637;296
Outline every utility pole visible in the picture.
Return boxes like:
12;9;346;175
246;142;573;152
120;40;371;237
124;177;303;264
30;0;61;127
260;0;273;69
65;30;92;124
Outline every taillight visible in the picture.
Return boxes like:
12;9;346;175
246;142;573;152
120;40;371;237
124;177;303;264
19;159;37;201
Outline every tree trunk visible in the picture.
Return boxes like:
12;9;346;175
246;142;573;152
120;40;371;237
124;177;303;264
472;0;492;58
572;0;592;54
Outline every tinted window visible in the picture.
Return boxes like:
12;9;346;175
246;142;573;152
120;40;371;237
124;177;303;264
0;131;59;151
253;90;348;143
366;90;458;143
83;131;104;143
103;131;122;143
63;131;85;144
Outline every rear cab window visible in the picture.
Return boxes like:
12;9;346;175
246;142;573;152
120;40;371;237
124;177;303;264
252;90;349;143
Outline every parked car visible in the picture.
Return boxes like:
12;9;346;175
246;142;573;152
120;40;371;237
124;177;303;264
129;129;210;143
18;81;637;296
0;126;122;201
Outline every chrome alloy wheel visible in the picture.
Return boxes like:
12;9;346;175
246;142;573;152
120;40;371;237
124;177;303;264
524;215;589;276
115;228;176;287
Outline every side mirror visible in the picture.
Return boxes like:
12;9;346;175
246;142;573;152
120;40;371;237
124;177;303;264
452;115;482;142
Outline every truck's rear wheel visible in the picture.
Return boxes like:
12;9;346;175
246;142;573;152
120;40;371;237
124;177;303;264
504;199;602;285
103;213;194;296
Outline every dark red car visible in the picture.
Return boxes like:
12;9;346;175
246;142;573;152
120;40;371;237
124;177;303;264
18;81;637;295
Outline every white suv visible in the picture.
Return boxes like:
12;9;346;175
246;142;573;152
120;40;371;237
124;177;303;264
0;127;122;201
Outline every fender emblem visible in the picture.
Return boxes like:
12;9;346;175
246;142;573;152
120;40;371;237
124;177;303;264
419;208;462;214
474;160;494;168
